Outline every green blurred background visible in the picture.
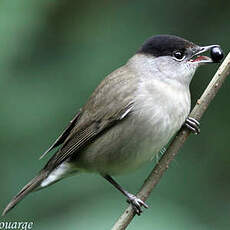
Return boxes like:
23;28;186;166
0;1;229;229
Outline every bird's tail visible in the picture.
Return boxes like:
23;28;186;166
2;171;48;216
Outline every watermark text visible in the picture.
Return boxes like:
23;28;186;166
0;221;33;230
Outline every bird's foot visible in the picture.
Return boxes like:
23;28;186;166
126;193;148;215
184;117;200;135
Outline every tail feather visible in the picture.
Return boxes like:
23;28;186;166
2;171;48;216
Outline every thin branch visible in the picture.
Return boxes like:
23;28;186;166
111;52;230;230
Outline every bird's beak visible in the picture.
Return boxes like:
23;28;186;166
189;45;219;64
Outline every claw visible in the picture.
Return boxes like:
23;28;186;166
184;117;200;135
126;194;148;215
103;175;149;215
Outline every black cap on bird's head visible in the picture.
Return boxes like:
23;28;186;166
138;34;223;64
138;34;194;58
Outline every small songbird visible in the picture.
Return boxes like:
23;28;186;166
2;35;223;216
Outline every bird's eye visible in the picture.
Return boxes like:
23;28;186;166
173;51;185;61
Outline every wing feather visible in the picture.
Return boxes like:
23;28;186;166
44;102;134;170
39;110;82;159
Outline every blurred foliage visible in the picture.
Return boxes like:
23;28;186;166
0;0;230;229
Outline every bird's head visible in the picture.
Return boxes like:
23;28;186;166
137;34;223;86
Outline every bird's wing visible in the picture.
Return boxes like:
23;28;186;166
43;65;137;170
39;110;82;159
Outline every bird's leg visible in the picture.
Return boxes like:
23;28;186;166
103;174;148;215
184;117;200;135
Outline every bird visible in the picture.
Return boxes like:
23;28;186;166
2;34;223;216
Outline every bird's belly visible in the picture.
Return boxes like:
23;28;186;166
73;106;186;175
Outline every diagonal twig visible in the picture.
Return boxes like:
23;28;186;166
111;52;230;230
